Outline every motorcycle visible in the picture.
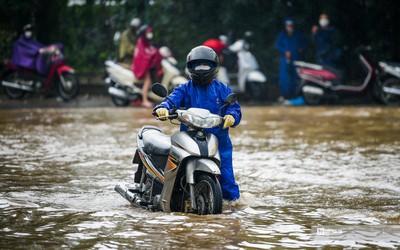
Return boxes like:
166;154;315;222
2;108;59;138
104;46;187;106
115;83;237;215
1;45;79;101
294;46;382;105
377;61;400;105
219;38;267;101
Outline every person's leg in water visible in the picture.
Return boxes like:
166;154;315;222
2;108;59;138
141;71;154;108
217;134;240;201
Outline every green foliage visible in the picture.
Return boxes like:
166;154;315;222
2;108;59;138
1;0;399;76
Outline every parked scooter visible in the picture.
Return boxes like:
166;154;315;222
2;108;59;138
377;61;400;105
1;45;79;100
294;46;381;105
220;37;267;100
104;46;187;106
115;83;237;215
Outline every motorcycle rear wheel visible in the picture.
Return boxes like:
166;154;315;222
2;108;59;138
379;77;400;105
3;71;25;99
111;96;130;106
301;84;323;105
58;72;79;101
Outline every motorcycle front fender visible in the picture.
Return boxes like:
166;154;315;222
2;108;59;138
186;158;220;184
57;65;75;75
247;70;267;83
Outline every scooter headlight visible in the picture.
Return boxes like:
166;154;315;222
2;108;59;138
181;111;222;129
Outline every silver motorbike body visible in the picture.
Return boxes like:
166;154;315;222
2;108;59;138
120;121;221;212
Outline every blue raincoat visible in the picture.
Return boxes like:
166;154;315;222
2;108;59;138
313;26;340;66
276;30;307;98
155;79;242;200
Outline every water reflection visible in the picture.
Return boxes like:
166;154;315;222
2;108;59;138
0;107;399;249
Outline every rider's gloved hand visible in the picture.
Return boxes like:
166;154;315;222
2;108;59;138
223;115;235;129
156;108;169;119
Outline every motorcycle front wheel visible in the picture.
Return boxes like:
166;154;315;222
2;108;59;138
247;81;266;101
3;71;25;99
189;174;223;215
58;72;79;101
379;77;400;105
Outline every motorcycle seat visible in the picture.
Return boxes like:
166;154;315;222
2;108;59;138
142;128;171;156
383;62;400;68
299;68;339;80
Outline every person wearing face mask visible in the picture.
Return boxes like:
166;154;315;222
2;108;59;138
312;13;341;66
276;18;307;100
131;25;162;108
118;18;141;65
11;24;46;73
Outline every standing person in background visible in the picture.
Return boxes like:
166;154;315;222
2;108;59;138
203;38;229;83
311;13;341;67
131;25;162;108
118;18;141;65
276;18;307;102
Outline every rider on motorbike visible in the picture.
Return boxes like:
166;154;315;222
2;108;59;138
12;24;48;75
154;46;242;201
11;24;64;87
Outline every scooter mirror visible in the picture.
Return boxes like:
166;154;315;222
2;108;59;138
218;93;237;116
225;93;237;105
152;83;168;98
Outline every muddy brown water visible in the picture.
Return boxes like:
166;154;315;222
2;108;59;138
0;106;399;249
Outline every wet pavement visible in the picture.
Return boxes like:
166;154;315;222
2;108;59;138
0;106;399;249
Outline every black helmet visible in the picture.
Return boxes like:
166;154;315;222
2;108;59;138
186;46;219;86
23;24;33;31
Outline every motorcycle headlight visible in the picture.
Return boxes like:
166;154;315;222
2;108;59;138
181;111;222;129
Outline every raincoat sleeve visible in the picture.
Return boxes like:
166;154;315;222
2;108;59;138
275;32;286;55
154;83;187;111
119;29;135;59
222;84;241;127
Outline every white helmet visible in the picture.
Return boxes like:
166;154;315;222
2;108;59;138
159;46;172;58
219;35;228;45
130;18;141;28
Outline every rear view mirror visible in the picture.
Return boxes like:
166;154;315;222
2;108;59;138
152;83;167;98
218;93;237;116
225;93;237;105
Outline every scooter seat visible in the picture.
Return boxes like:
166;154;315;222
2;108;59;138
300;68;339;80
383;62;400;68
142;129;171;156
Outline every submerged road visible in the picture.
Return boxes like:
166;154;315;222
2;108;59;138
0;106;399;249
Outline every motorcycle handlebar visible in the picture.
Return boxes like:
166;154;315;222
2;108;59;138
152;109;178;121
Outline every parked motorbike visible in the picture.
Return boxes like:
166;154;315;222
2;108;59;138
219;39;267;101
115;83;237;215
1;45;79;101
104;47;187;106
377;61;400;105
294;46;382;105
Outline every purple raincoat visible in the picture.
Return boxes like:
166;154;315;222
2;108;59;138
11;36;49;75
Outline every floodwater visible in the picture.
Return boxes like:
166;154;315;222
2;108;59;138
0;106;399;249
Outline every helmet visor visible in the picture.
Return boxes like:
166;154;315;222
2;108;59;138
188;60;217;72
